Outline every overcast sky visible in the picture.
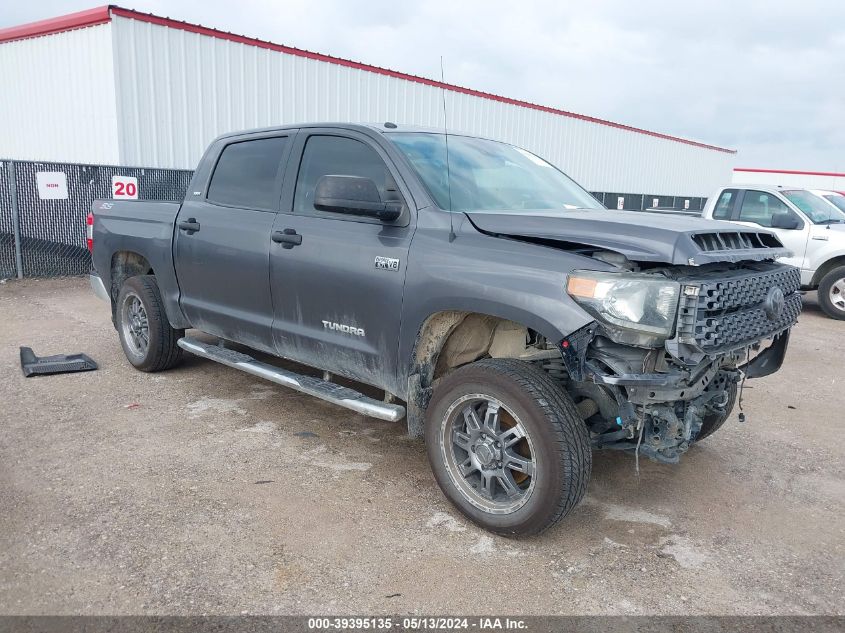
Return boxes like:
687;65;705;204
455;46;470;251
3;1;844;171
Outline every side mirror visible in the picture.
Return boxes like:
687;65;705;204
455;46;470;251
771;212;802;230
313;175;402;221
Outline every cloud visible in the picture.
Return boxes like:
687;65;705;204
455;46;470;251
3;0;844;170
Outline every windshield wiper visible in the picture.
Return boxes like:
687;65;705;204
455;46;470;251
817;219;845;225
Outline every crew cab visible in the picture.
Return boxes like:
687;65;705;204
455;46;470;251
703;185;845;319
89;123;801;535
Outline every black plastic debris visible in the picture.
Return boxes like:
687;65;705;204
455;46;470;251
19;347;98;377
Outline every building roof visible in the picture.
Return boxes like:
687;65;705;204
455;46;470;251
0;5;736;154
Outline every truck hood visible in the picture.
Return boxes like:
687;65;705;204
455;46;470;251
465;209;792;266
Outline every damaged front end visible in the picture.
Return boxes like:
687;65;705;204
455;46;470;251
550;262;801;463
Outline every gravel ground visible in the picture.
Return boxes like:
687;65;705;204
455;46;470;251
0;277;842;615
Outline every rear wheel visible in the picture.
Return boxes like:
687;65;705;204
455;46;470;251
116;275;184;372
818;266;845;320
424;358;591;536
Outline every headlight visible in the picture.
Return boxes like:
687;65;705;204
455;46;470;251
566;271;680;338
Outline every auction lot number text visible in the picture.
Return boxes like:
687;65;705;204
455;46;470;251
308;617;527;631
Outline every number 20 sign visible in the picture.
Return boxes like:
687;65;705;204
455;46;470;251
112;175;139;199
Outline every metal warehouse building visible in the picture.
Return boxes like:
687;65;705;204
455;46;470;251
0;5;736;201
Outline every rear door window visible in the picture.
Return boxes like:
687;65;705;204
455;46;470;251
712;189;737;219
207;136;289;211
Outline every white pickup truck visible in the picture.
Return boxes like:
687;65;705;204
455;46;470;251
702;185;845;319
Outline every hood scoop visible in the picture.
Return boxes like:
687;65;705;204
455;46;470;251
692;231;782;252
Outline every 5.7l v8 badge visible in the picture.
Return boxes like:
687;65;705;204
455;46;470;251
374;256;400;271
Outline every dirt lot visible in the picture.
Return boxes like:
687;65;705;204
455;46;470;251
0;277;842;616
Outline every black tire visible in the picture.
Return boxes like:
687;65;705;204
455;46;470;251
695;381;738;442
424;358;591;536
116;275;184;372
818;265;845;320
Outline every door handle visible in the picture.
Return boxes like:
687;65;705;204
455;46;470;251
272;229;302;249
178;218;201;233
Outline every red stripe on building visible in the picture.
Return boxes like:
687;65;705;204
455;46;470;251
1;5;736;154
0;6;110;43
734;168;845;178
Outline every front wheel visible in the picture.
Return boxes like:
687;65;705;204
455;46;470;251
695;381;738;442
818;266;845;320
116;275;184;372
424;358;591;536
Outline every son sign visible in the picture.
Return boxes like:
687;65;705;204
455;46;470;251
112;175;139;199
36;172;68;200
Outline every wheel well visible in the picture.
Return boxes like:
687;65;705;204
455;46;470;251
405;311;538;437
811;256;845;287
414;312;535;383
110;251;154;310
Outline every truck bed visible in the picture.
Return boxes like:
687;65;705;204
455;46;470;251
90;198;183;324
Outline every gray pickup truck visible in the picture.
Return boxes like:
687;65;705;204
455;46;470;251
89;123;801;535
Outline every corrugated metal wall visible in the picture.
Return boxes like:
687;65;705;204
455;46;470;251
0;13;734;195
0;23;120;165
111;16;734;196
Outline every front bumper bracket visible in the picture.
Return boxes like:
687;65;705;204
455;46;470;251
740;330;790;379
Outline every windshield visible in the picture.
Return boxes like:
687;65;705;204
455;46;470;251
782;190;845;224
823;193;845;213
387;132;602;213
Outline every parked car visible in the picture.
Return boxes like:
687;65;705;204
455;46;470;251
809;189;845;214
703;185;845;320
89;124;801;535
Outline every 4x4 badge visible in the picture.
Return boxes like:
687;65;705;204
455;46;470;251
375;256;400;271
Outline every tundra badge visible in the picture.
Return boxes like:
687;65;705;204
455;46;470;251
322;321;365;337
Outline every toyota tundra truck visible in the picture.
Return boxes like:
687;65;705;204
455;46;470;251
89;123;801;536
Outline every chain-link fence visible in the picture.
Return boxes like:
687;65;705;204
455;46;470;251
0;159;193;279
0;162;17;279
590;191;707;212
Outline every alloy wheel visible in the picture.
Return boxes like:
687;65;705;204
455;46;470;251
121;293;150;358
829;278;845;313
439;394;536;515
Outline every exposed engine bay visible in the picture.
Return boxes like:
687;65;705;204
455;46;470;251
541;336;751;463
538;253;801;463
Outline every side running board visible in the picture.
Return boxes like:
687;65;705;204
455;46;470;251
177;337;405;423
